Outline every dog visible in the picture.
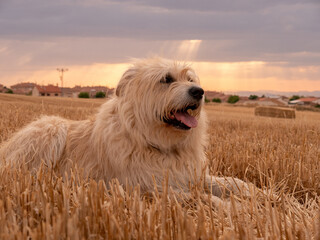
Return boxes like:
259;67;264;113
0;58;249;197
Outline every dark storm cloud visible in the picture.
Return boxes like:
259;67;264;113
0;0;320;66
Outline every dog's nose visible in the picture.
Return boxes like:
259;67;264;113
188;87;204;100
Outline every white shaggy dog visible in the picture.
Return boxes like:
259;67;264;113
0;58;248;197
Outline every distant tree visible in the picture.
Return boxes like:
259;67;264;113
212;98;221;103
249;95;258;100
204;96;210;103
290;95;300;101
5;89;13;94
78;92;89;98
261;94;265;98
227;95;240;104
95;91;106;98
315;104;320;108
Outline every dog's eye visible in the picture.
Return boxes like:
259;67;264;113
188;77;194;82
161;74;174;84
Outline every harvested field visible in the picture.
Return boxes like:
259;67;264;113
255;106;296;119
0;93;319;239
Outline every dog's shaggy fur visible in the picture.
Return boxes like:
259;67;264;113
0;58;248;196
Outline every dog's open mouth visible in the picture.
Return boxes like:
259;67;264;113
163;104;199;130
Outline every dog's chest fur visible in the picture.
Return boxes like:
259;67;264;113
59;98;207;192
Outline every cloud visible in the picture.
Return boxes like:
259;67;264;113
0;0;319;89
1;0;319;41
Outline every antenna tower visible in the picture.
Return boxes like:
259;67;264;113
56;68;68;96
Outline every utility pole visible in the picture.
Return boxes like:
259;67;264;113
57;68;68;96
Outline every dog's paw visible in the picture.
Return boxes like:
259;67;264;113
206;175;251;198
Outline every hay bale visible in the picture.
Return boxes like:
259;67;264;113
255;106;295;119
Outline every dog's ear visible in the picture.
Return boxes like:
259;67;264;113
116;69;136;97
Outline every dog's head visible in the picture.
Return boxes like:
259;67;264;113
115;58;206;147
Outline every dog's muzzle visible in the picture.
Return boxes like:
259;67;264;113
163;86;204;130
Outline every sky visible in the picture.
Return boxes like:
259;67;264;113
0;0;320;92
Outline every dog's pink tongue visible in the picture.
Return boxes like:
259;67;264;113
174;112;198;128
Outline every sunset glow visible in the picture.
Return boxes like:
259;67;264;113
176;40;202;60
4;61;318;92
194;61;319;92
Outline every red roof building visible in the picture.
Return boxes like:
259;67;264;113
298;97;318;104
32;85;62;97
289;97;320;106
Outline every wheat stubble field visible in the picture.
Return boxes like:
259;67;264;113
0;93;319;239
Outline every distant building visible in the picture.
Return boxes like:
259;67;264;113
298;97;319;106
32;85;62;97
0;84;5;93
8;82;115;98
313;99;320;105
288;99;304;105
11;82;36;95
277;96;290;105
289;97;319;106
61;87;78;98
